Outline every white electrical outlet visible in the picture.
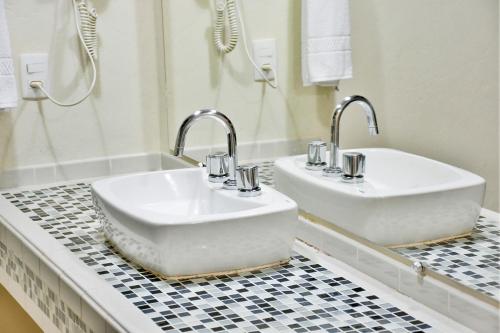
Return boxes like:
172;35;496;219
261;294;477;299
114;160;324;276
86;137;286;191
252;39;277;82
20;53;49;100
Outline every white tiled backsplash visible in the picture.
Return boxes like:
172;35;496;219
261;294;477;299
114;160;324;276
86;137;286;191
0;153;163;189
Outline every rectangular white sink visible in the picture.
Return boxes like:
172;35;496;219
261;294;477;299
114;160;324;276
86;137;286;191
91;168;298;279
274;148;485;246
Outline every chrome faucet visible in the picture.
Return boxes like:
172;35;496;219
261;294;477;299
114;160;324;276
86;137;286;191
174;109;238;189
323;95;379;176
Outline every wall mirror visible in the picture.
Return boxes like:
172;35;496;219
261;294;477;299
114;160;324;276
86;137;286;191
161;0;499;309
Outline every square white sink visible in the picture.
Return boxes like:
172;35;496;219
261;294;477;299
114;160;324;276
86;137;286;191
274;148;485;246
92;168;298;279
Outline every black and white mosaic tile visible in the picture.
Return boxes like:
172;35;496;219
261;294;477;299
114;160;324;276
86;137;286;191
256;160;500;301
3;183;432;333
394;216;500;300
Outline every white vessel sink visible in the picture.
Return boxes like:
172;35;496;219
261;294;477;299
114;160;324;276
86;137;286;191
274;148;485;246
91;168;297;279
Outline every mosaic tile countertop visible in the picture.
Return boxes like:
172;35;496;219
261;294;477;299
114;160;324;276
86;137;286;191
256;160;500;302
394;215;500;300
2;182;433;333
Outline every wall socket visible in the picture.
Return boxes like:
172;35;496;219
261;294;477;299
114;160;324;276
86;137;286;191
252;39;277;82
20;53;49;100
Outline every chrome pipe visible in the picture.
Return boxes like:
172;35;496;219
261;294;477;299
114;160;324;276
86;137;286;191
324;95;379;176
174;109;238;189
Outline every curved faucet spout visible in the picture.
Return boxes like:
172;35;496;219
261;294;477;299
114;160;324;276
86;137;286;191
174;109;238;189
325;95;379;175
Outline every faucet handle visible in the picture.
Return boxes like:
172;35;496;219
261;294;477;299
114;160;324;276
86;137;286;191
236;164;261;197
306;141;327;170
206;152;229;183
342;152;366;183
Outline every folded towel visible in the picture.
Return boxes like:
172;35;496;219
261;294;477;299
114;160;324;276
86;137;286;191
301;0;352;87
0;0;17;110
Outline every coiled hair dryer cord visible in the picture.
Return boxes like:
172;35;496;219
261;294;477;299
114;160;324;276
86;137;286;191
213;0;238;54
31;0;98;107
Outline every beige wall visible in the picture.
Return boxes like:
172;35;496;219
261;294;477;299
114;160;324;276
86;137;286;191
1;0;164;169
0;284;41;333
163;0;498;211
162;0;336;150
339;0;499;210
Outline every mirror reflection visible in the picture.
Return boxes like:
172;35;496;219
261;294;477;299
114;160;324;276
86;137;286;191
162;0;499;306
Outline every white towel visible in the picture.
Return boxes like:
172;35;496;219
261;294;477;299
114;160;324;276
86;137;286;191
301;0;352;87
0;0;17;110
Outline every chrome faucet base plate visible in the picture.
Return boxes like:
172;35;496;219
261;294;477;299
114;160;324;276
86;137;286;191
208;174;229;183
238;187;262;197
322;166;342;177
223;179;238;190
341;175;364;184
305;162;327;171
